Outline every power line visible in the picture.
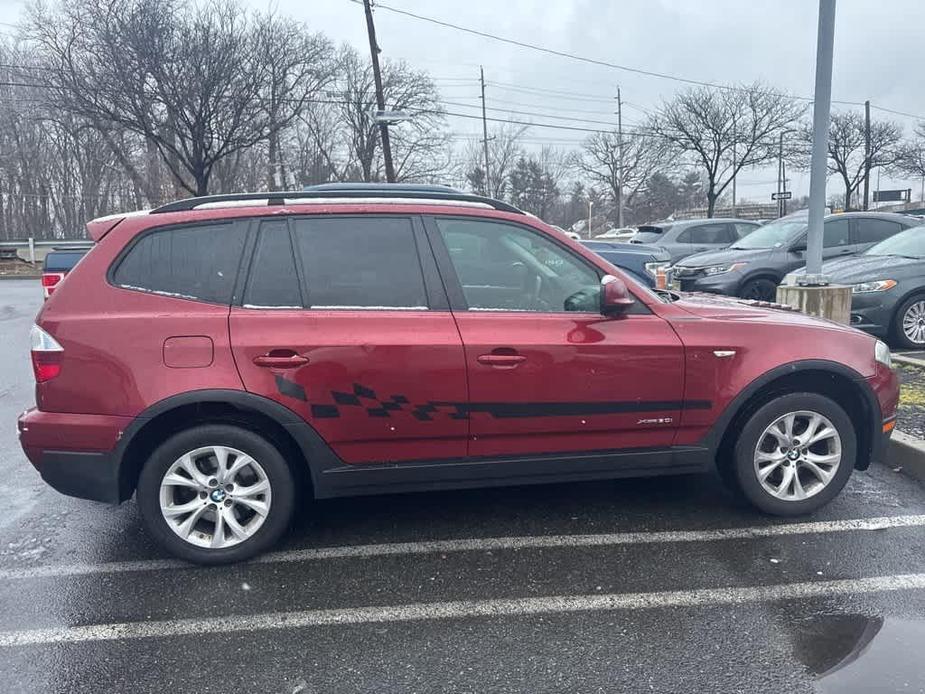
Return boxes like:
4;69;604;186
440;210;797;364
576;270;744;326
442;98;633;127
349;0;741;92
351;0;925;118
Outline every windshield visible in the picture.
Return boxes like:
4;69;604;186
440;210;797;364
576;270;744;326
732;218;807;249
866;225;925;258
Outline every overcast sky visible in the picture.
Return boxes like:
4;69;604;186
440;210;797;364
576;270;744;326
2;0;923;204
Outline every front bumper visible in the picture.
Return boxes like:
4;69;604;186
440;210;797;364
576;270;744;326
849;293;897;338
18;408;131;503
671;271;743;296
867;363;900;467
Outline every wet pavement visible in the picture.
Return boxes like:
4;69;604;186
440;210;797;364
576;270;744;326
2;278;925;693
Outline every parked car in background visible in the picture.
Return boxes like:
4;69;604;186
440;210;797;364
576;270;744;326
582;240;670;288
670;212;917;301
630;218;760;264
42;245;91;299
595;227;636;242
787;224;925;348
551;225;581;241
19;184;898;564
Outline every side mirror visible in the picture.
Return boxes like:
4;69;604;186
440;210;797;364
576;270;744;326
790;240;807;252
600;275;634;316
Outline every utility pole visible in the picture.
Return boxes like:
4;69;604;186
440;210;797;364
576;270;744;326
803;0;836;282
863;99;871;210
782;157;788;216
479;66;491;196
731;117;737;214
588;199;594;239
777;132;784;218
362;0;396;183
616;87;625;228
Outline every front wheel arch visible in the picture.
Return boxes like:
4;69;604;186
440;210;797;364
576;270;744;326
736;275;781;301
710;363;875;476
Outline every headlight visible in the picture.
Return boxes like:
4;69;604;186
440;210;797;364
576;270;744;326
875;340;892;369
852;279;897;293
703;262;748;276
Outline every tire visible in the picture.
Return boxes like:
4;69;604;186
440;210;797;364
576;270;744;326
730;392;856;516
137;424;295;564
738;278;778;302
891;294;925;350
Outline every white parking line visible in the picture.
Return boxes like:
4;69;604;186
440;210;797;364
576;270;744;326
0;514;922;582
2;573;925;648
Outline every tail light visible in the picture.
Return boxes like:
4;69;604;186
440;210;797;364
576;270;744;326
41;272;65;299
30;324;63;383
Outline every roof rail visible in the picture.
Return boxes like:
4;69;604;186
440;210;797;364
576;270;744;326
150;188;523;215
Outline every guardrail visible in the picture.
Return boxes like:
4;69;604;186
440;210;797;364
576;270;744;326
0;239;91;249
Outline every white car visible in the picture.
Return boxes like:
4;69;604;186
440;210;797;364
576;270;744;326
595;227;636;242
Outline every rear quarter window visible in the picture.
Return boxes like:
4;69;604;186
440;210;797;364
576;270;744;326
112;221;247;304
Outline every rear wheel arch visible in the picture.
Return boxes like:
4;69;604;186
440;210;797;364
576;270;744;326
115;390;334;502
709;362;876;474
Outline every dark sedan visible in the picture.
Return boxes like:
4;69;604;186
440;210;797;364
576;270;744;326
670;211;917;301
793;225;925;348
582;240;670;288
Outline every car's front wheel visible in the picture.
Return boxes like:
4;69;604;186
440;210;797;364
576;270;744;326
730;392;856;515
892;293;925;349
738;278;778;302
137;424;295;564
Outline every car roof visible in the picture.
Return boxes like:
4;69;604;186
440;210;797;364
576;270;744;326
150;187;524;215
641;218;758;227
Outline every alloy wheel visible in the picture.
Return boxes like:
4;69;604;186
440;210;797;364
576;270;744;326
902;301;925;345
753;410;842;501
158;445;272;549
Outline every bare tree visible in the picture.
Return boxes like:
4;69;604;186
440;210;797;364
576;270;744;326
898;123;925;204
649;83;804;216
310;46;449;183
796;110;905;210
30;0;334;198
464;123;527;199
574;130;666;222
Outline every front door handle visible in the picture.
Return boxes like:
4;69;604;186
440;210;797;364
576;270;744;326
253;351;309;368
477;352;527;368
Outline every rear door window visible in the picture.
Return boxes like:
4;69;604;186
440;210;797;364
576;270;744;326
112;222;247;304
854;218;905;245
291;216;428;309
244;221;302;308
682;223;734;245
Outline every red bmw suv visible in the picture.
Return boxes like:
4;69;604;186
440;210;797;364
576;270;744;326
18;184;899;564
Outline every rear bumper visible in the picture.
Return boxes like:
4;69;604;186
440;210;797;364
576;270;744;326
17;408;131;503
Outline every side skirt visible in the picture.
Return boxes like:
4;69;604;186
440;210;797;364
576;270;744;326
312;446;713;499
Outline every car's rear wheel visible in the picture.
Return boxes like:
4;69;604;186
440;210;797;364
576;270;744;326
892;294;925;349
730;392;855;515
137;424;295;564
738;278;778;302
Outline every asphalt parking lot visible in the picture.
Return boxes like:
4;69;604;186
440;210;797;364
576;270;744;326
2;278;925;693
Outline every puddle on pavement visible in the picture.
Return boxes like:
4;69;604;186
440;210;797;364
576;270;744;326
790;613;925;693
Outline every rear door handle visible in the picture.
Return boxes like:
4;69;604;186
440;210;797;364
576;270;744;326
477;353;527;368
253;351;309;368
